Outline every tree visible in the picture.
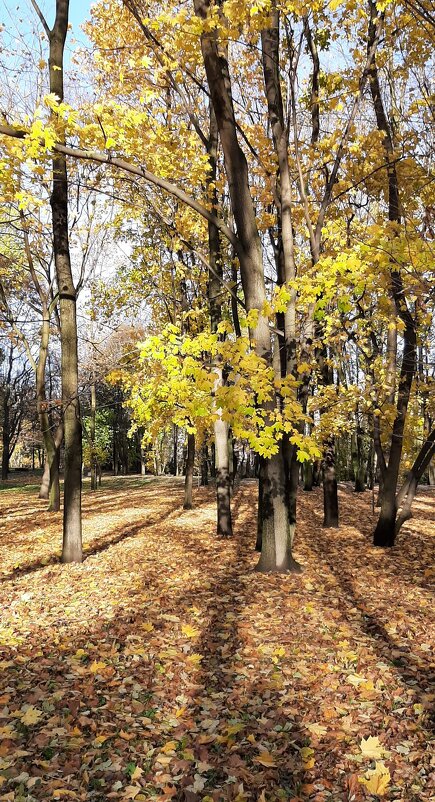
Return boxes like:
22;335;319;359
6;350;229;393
31;0;82;561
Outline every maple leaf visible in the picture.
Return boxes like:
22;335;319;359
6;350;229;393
307;722;328;737
300;746;315;770
89;660;107;674
359;761;391;796
181;624;200;638
130;766;143;781
122;786;141;800
186;653;203;664
253;751;277;767
160;740;178;754
359;736;386;759
20;707;42;726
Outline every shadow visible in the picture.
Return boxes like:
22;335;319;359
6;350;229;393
305;524;435;731
0;480;433;801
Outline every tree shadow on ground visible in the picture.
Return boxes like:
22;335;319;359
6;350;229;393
0;481;433;801
304;524;435;732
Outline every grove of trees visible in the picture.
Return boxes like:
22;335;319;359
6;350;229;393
0;0;434;568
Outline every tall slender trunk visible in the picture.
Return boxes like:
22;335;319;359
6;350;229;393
1;386;10;480
37;314;62;510
33;0;82;560
207;103;233;537
183;432;195;510
172;423;178;476
367;0;416;547
90;378;97;490
200;445;209;486
194;0;299;571
322;435;339;528
394;428;435;534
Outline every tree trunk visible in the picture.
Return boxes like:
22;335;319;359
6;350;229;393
394;427;435;535
90;379;97;491
195;0;297;571
1;386;10;480
172;423;178;476
323;436;339;528
206;102;233;537
368;0;416;547
200;445;209;486
215;418;232;537
354;428;366;492
49;0;82;562
303;461;314;491
256;458;265;551
140;445;146;476
183;432;195;509
255;445;300;572
373;477;397;547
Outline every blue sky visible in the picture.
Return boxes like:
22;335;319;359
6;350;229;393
0;0;93;55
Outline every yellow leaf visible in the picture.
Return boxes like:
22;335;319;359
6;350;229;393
161;740;177;754
21;707;43;726
181;624;200;638
253;751;277;767
186;653;203;665
359;736;386;759
89;660;107;674
93;734;110;746
307;722;327;737
122;786;141;800
130;766;143;781
227;723;244;736
359;761;391;796
52;791;78;799
347;673;367;687
141;622;154;632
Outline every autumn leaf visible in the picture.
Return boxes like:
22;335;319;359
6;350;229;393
253;751;277;767
359;736;386;759
300;746;315;770
89;660;107;674
359;761;391;796
160;740;177;754
307;722;328;737
20;707;43;726
181;624;200;638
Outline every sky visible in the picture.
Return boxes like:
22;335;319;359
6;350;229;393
0;0;94;61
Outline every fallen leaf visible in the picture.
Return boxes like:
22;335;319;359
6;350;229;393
359;761;391;796
359;736;385;759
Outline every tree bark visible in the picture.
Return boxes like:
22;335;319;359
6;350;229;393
1;385;10;480
48;0;82;561
183;432;195;510
194;0;298;570
90;378;97;491
368;0;417;547
322;435;339;528
206;102;233;537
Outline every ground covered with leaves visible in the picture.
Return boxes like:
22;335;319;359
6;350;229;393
0;477;433;802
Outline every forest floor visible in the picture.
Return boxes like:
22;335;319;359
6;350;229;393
0;477;434;802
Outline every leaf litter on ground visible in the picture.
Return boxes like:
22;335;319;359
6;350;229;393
0;477;433;802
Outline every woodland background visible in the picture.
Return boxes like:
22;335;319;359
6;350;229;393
0;0;434;799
